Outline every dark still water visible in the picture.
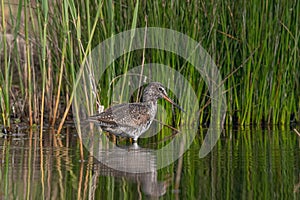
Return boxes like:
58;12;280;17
0;127;299;199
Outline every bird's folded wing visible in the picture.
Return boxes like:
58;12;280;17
88;103;150;128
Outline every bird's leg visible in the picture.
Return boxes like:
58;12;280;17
129;138;133;144
112;135;117;144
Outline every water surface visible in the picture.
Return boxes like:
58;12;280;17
0;127;299;199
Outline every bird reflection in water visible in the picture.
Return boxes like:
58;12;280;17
90;143;170;197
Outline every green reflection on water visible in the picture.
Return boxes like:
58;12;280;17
0;127;299;199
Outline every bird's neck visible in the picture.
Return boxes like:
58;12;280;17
145;99;157;107
146;100;158;118
142;95;151;102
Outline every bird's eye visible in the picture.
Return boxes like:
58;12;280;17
158;87;164;92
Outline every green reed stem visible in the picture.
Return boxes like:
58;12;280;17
39;0;48;131
0;0;10;126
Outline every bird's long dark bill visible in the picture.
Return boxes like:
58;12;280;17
163;95;185;112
